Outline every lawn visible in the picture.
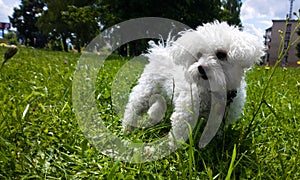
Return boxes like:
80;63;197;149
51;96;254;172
0;46;299;179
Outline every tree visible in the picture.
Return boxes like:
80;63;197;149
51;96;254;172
9;0;46;47
100;0;227;29
10;0;243;54
37;0;101;52
296;29;300;58
3;31;18;45
221;0;243;27
99;0;242;56
37;0;72;52
62;3;101;53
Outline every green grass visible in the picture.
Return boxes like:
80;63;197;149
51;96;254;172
0;46;299;179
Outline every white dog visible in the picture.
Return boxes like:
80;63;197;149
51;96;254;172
122;22;264;148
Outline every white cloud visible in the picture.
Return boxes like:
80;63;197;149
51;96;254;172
241;4;266;20
241;0;292;19
243;23;264;39
0;0;11;22
0;0;20;22
241;0;300;40
259;20;272;28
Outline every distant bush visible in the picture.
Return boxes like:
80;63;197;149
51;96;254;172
2;31;19;45
48;40;63;51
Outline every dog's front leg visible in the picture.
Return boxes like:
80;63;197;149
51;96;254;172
168;89;200;146
122;75;163;133
122;85;150;133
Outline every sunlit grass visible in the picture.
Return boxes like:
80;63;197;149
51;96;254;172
0;46;299;179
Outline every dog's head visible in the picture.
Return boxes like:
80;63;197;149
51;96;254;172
171;22;265;90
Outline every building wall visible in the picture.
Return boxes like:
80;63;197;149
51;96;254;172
267;20;299;66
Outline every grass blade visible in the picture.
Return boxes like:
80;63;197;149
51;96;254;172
225;144;237;180
22;104;30;120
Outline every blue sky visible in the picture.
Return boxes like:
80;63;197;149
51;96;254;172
0;0;299;40
0;0;19;22
241;0;300;38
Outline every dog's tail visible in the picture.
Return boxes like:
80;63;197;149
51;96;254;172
144;35;174;64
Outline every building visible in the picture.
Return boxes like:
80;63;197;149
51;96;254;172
264;20;299;66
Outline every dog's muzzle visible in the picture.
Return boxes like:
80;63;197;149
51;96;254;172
198;66;208;80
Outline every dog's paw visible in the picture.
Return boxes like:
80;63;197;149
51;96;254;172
122;124;136;134
147;94;167;124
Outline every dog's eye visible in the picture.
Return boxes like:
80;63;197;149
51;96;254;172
216;51;227;61
196;52;202;59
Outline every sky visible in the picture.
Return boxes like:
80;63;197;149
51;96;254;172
0;0;300;40
0;0;19;23
241;0;300;38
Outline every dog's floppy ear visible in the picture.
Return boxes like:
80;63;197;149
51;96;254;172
171;30;201;68
171;44;188;66
171;44;199;69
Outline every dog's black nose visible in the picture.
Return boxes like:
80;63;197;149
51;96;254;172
198;66;208;80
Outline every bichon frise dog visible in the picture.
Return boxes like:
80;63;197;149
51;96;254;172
122;22;264;148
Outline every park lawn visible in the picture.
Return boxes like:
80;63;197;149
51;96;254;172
0;47;299;179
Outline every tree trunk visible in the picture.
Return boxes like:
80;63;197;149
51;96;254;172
129;41;136;56
62;36;68;52
119;44;127;56
77;44;81;53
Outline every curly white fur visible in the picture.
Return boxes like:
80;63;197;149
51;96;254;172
122;22;264;147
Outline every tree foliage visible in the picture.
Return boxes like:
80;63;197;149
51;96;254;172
222;0;243;27
9;0;46;47
99;0;243;55
99;0;230;29
10;0;243;53
61;4;101;52
37;0;100;52
36;0;71;51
